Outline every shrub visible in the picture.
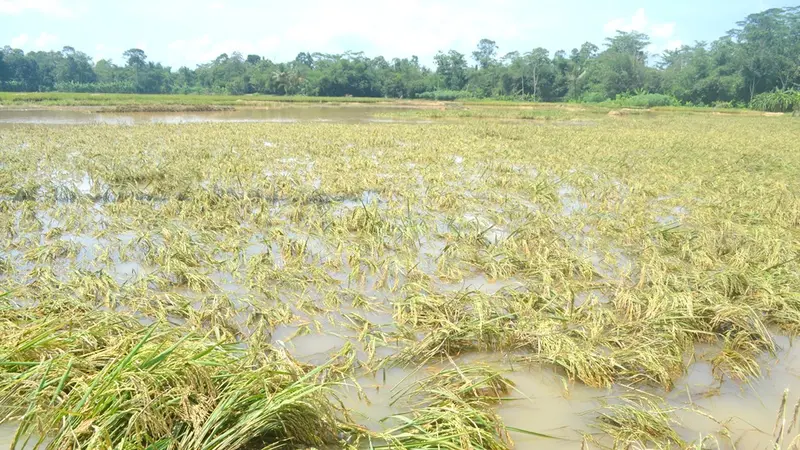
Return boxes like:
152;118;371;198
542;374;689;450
416;90;475;101
483;94;536;102
580;92;607;103
607;93;679;108
0;81;31;92
750;90;800;112
53;81;138;94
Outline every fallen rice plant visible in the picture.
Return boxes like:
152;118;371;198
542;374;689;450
1;108;799;448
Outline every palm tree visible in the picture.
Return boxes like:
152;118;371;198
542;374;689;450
271;70;304;95
272;71;289;95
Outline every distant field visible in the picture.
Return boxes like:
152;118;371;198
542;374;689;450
2;91;778;114
1;92;775;119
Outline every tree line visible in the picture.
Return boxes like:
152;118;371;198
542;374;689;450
1;7;798;106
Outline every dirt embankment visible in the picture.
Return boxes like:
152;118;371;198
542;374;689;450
97;104;236;113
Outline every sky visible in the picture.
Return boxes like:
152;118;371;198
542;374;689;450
1;0;796;69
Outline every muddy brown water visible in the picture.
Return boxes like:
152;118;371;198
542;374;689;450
1;109;799;448
0;106;432;125
284;334;800;448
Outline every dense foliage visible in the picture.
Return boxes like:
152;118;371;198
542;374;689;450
1;7;799;105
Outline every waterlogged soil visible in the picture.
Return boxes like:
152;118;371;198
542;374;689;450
2;110;800;448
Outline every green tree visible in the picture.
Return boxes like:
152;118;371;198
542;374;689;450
123;48;147;68
498;51;523;96
173;66;196;92
55;46;96;84
272;69;304;95
472;39;498;69
524;48;552;100
0;51;6;82
1;47;41;91
434;50;468;90
732;7;800;99
295;52;314;69
566;42;598;100
94;59;119;83
590;31;651;98
381;56;433;98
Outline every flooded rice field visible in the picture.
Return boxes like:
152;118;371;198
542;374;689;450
1;109;799;449
0;105;433;126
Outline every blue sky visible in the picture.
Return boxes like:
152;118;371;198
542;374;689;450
1;0;796;68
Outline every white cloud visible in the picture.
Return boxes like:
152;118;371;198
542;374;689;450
168;35;281;66
603;8;681;56
93;43;117;62
34;31;58;48
646;39;684;56
0;0;73;17
276;0;526;65
10;33;29;47
127;0;551;67
603;8;648;34
650;23;676;38
603;8;676;39
8;31;58;50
